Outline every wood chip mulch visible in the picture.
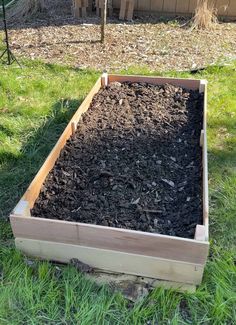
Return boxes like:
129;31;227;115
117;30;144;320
3;1;236;72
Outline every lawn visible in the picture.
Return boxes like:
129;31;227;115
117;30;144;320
0;59;236;324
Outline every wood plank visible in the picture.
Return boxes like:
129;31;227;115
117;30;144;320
151;0;164;11
22;77;102;208
163;0;177;12
10;215;209;264
194;225;207;241
15;238;205;284
201;81;209;241
13;200;30;217
188;0;198;13
81;6;87;18
90;272;196;293
112;0;120;9
73;0;82;18
176;0;190;13
228;0;236;16
200;130;204;147
108;74;200;90
216;0;230;16
88;0;92;11
119;0;127;19
127;0;135;20
137;0;150;11
101;72;108;87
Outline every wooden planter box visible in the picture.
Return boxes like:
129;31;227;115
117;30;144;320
10;74;209;290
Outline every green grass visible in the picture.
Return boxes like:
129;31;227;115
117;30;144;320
0;59;236;324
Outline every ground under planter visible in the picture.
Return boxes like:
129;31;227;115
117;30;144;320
10;74;209;291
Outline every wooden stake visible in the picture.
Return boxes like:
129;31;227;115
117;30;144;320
101;0;107;43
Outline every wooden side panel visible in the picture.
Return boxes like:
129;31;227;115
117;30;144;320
229;0;236;16
104;0;236;16
113;0;121;9
137;0;151;11
119;0;127;19
22;77;101;208
108;75;200;90
127;0;135;20
13;200;30;217
176;0;190;13
15;238;205;284
216;0;230;16
189;0;197;13
163;0;177;12
10;215;209;264
150;0;164;11
201;81;209;241
194;225;207;242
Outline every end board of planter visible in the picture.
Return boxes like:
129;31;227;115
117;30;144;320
10;74;209;290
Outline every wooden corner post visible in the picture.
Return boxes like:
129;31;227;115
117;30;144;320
119;0;135;21
72;0;88;18
200;79;209;241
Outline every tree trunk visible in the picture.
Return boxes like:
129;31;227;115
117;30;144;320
101;0;107;43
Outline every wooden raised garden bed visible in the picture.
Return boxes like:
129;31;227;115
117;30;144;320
10;74;209;290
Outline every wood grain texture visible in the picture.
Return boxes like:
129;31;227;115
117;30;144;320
216;0;230;16
137;0;150;11
112;0;120;9
13;200;30;217
10;215;209;264
127;0;135;19
22;77;101;208
188;0;197;13
194;225;207;242
119;0;127;19
176;0;189;13
108;75;200;90
202;81;209;241
229;0;236;14
15;238;205;284
105;0;236;16
163;0;177;12
150;0;164;11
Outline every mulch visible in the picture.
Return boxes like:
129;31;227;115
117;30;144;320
32;81;204;239
2;0;235;71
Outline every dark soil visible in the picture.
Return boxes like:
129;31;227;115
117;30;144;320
32;82;204;239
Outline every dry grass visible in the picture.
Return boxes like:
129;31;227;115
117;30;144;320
192;0;218;30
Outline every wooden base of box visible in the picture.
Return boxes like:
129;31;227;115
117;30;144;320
16;238;204;285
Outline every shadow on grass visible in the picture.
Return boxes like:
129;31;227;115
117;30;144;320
0;97;81;223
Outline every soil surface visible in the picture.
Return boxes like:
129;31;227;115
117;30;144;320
32;82;204;238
